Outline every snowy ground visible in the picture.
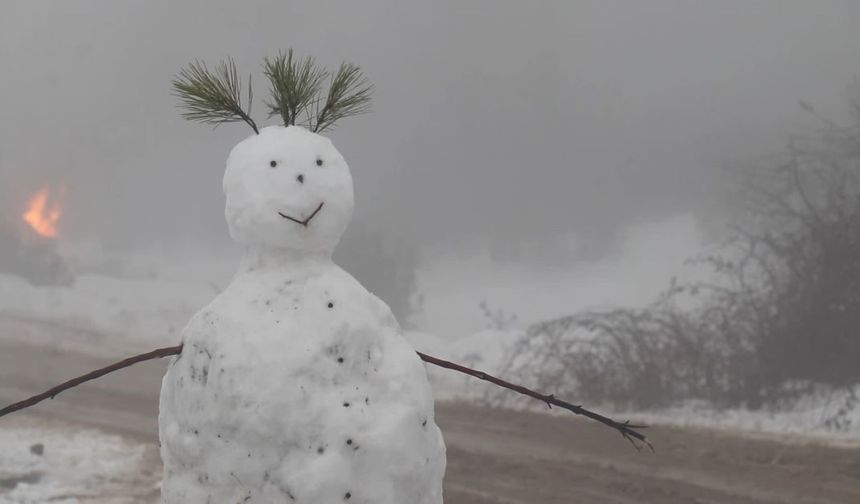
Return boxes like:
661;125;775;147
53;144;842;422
0;279;858;503
630;387;860;447
0;416;160;503
410;331;860;444
1;221;858;446
0;271;209;354
5;363;859;504
3;214;708;345
2;264;858;444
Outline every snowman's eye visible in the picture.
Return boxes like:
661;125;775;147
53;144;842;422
316;158;323;167
270;160;277;168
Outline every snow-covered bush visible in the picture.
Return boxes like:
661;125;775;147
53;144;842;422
498;94;860;409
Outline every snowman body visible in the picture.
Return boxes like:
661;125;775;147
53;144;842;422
159;126;446;503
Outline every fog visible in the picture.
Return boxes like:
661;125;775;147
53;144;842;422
2;6;860;496
2;1;859;332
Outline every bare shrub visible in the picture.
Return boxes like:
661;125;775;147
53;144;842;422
497;290;759;409
499;98;860;408
731;116;860;389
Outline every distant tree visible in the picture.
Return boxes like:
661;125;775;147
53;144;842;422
478;301;518;331
499;94;860;408
732;103;860;388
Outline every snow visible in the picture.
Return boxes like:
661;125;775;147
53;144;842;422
413;213;706;338
404;328;860;443
223;126;354;254
2;262;858;446
628;386;860;446
0;214;708;353
2;256;858;447
159;126;445;503
0;159;856;467
0;271;212;353
0;416;158;503
160;256;445;503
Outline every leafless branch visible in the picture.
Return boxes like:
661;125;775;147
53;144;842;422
416;352;651;450
0;345;183;418
0;344;651;450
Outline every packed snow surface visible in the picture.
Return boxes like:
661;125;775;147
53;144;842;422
2;265;858;443
161;256;445;503
0;271;210;354
223;126;354;253
2;264;859;444
159;126;445;504
0;416;157;504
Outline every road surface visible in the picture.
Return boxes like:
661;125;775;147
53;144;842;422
1;316;859;503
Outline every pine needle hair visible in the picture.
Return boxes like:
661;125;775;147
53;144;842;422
172;50;373;134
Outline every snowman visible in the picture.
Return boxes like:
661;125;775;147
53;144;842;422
159;55;446;503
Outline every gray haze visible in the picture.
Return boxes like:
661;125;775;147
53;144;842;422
2;0;859;257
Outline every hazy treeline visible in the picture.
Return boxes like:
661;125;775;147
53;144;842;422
503;93;860;410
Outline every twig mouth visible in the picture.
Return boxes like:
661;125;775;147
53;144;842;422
278;202;324;228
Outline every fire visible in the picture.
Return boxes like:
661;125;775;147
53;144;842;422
22;187;63;238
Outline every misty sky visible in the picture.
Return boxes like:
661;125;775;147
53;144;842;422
2;1;859;258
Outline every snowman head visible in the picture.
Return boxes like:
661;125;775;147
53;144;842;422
172;52;372;255
223;126;354;255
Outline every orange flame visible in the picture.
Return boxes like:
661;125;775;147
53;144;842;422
22;187;63;238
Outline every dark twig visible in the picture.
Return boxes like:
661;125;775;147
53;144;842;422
417;352;652;450
278;202;324;228
0;344;651;450
0;345;183;418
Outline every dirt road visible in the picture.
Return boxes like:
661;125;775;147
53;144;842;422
1;316;859;503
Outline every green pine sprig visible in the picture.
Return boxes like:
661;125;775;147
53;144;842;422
172;51;373;134
263;49;327;128
172;58;259;134
312;63;373;133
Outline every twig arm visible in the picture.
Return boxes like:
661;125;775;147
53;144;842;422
0;344;651;450
0;344;183;418
416;352;652;450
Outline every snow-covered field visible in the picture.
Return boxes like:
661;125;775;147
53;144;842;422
3;214;707;348
415;328;860;444
0;416;159;503
0;272;211;353
629;388;860;447
1;222;858;448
